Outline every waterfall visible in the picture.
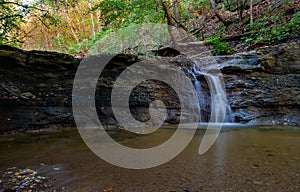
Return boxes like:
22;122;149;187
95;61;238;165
194;79;209;122
204;73;233;123
191;60;234;123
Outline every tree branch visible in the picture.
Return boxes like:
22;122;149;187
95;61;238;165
0;14;23;20
209;0;230;26
178;26;204;43
1;1;47;12
171;15;187;31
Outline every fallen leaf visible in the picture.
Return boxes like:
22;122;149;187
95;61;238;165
104;187;113;192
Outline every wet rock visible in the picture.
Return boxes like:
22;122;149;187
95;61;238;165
27;49;76;66
256;42;300;74
0;167;53;191
152;46;181;57
43;72;56;78
20;92;34;100
252;181;263;185
225;72;300;125
0;83;21;98
215;53;261;73
36;83;48;89
0;45;27;66
0;42;299;134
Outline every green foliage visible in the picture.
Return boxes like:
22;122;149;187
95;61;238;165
243;13;300;45
224;0;262;12
93;0;164;31
1;0;299;55
0;0;56;47
0;0;26;45
180;0;209;16
83;0;166;55
205;34;232;55
89;23;172;55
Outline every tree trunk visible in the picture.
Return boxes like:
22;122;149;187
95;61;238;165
172;0;180;21
64;10;80;43
250;0;253;24
161;0;180;51
88;0;96;38
96;9;102;32
209;0;228;25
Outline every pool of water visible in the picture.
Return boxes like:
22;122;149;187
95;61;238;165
1;126;299;191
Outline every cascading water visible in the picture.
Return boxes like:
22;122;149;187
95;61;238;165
191;59;234;123
193;80;208;122
204;73;234;123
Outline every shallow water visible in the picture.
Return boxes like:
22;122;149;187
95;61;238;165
1;126;299;191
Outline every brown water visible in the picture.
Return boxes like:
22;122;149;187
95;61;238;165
1;126;299;192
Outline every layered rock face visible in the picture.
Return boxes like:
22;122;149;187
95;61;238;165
0;42;299;133
0;46;79;132
217;42;299;125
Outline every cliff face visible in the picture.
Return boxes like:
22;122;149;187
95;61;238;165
0;42;299;133
218;42;300;125
0;46;79;132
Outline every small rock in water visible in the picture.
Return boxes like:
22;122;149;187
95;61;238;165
20;92;34;100
180;178;187;182
253;181;263;185
53;167;60;171
267;153;275;157
3;189;16;192
37;83;48;88
0;166;53;191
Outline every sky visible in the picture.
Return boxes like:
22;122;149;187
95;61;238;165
21;0;36;5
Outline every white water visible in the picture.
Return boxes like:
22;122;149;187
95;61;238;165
194;80;207;122
192;60;234;123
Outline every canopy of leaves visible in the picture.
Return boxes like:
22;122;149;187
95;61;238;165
0;0;298;55
0;0;28;45
93;0;164;31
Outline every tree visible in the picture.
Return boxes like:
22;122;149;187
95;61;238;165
21;0;101;53
0;0;47;45
160;0;180;50
224;0;263;21
209;0;229;25
172;0;180;21
250;0;253;23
